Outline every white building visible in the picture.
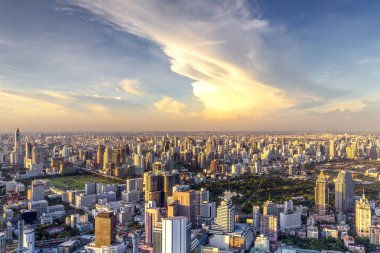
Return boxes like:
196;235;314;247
254;234;270;252
23;228;35;253
280;211;301;231
162;217;191;253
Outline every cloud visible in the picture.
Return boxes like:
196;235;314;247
121;79;145;96
154;96;186;115
312;100;366;113
71;0;296;119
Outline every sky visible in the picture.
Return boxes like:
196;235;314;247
1;0;380;132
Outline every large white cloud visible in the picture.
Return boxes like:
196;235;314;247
71;0;295;120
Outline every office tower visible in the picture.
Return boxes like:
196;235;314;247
356;192;371;238
144;172;179;208
18;219;24;252
32;147;44;165
95;212;116;247
112;149;121;167
335;171;355;212
263;200;278;216
162;173;176;203
85;182;96;195
25;142;33;161
280;210;301;232
96;145;104;164
153;225;162;253
199;202;216;219
370;225;380;245
315;171;329;215
23;228;35;253
259;215;278;241
103;146;110;170
169;190;197;226
14;128;21;151
329;140;335;160
144;172;159;199
162;217;191;253
252;206;260;234
28;180;44;201
127;178;143;192
216;199;235;233
145;208;161;243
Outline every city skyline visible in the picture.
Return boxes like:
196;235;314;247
1;0;380;131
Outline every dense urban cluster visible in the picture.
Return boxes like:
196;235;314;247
1;129;380;252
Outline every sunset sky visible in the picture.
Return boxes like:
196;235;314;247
1;0;380;132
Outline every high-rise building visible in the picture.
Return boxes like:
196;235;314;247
162;217;191;253
280;211;301;232
0;232;5;253
254;234;270;252
23;228;35;253
335;171;354;212
153;225;162;253
96;145;104;165
355;192;371;238
32;147;44;165
28;180;44;201
329;140;336;160
14;128;21;151
95;211;116;247
370;225;380;245
259;215;278;242
252;206;260;234
215;199;235;233
85;182;96;195
103;146;111;171
145;208;161;243
18;219;24;252
315;171;329;215
132;233;138;253
169;190;197;226
263;200;278;216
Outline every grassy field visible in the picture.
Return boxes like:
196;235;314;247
48;174;118;190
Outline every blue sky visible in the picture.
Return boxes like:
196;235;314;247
1;0;380;131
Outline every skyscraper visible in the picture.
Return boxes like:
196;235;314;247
18;219;24;253
103;146;111;171
215;199;235;233
14;128;20;151
335;171;354;212
355;192;371;238
329;140;336;160
252;206;260;234
162;217;191;253
96;145;104;165
259;215;278;242
315;171;329;215
145;208;161;243
95;211;116;247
